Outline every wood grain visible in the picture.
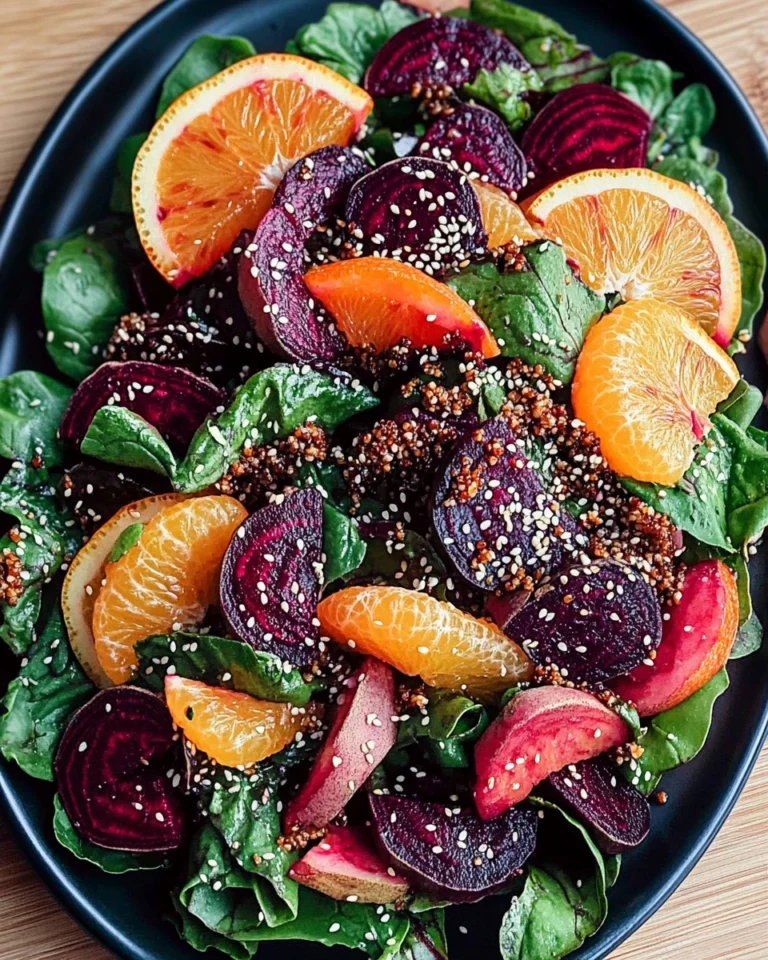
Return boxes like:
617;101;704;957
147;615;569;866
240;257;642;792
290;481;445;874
0;1;766;958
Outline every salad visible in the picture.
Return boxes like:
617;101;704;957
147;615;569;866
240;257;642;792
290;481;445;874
0;1;766;959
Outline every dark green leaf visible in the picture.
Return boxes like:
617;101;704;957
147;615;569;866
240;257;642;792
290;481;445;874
448;242;605;384
730;611;763;659
346;528;447;595
42;233;131;381
717;379;763;430
109;134;148;214
135;632;312;705
521;39;608;93
323;502;366;583
608;53;679;119
171;891;258;959
156;36;257;118
398;689;488;745
108;522;144;563
463;64;543;130
610;698;642;743
714;414;768;546
469;0;575;47
662;84;715;142
0;605;91;780
175;364;378;493
395;911;447;960
81;405;177;477
0;371;72;466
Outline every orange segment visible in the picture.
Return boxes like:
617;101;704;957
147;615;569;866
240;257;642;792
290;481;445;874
525;168;741;345
572;299;739;485
133;54;373;286
317;585;532;700
304;257;500;358
165;676;307;768
92;496;247;684
473;181;539;249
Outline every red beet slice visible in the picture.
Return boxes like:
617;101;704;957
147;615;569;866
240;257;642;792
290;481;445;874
345;157;487;275
272;146;369;237
548;757;650;854
63;462;158;532
238;207;346;362
219;487;323;669
365;17;530;98
284;657;398;831
418;103;528;196
55;687;185;852
613;559;738;716
474;686;630;820
520;84;653;190
59;360;225;452
289;824;410;903
509;560;662;684
368;792;537;902
431;417;576;592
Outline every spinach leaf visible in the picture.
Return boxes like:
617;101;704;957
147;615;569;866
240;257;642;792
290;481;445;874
469;0;575;47
0;604;91;780
464;64;543;130
396;912;447;960
174;364;378;493
346;527;447;596
53;793;167;872
0;371;72;466
109;133;147;214
157;36;256;118
81;405;177;477
42;233;131;381
730;612;763;659
625;668;729;795
286;1;417;84
655;157;766;350
109;522;144;563
398;689;488;770
171;891;258;960
717;379;763;430
448;242;605;384
714;414;768;546
323;502;366;583
135;632;312;705
659;83;716;153
608;53;679;119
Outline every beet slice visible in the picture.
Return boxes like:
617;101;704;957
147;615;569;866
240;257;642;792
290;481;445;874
365;17;530;98
418;103;528;196
55;687;185;852
431;417;576;592
272;146;369;236
520;84;653;189
345;157;487;274
238;208;346;362
59;360;225;452
509;559;662;684
548;757;651;854
368;792;537;902
219;487;323;668
63;462;158;532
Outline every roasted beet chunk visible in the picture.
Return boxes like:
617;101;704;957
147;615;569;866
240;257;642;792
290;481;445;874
548;757;651;854
272;146;369;236
365;17;530;98
219;487;323;668
238;208;346;362
418;103;528;196
521;84;653;189
368;792;537;902
345;157;487;275
59;360;225;452
55;687;185;852
431;416;576;592
510;559;662;684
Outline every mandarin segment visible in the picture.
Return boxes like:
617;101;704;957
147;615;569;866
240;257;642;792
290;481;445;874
572;299;738;484
473;181;539;249
92;496;248;684
317;585;532;700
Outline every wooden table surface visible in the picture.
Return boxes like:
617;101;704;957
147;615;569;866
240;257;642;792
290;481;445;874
1;0;767;958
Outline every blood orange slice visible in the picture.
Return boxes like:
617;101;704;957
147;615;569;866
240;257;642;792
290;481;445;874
133;54;373;286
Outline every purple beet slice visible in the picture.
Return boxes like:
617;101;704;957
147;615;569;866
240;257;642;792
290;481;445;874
520;84;653;190
418;103;528;196
59;360;225;452
365;17;531;98
272;146;369;237
510;559;662;684
431;416;577;592
63;462;158;532
219;487;323;668
55;686;185;852
368;792;537;903
548;757;651;854
238;207;346;362
345;157;487;275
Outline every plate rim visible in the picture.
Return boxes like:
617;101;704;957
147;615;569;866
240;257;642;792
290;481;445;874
0;1;767;959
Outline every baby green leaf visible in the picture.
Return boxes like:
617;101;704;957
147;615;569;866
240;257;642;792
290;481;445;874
464;64;543;130
81;405;177;477
156;36;257;118
608;53;679;119
0;371;72;466
323;503;366;583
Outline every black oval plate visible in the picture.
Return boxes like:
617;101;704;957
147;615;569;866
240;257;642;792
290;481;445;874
0;1;766;959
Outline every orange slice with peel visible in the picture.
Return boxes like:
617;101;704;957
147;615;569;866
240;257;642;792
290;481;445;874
473;181;539;249
92;496;247;685
317;585;532;700
572;299;739;485
304;257;500;357
165;676;312;768
133;54;373;286
525;168;741;346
